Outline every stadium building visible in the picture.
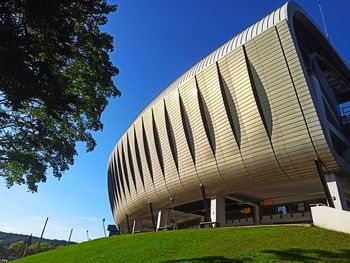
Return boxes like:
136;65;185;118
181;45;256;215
108;1;350;233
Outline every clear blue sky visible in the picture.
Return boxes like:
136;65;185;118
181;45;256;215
0;0;349;243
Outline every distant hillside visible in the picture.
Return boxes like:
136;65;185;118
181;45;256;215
0;231;75;248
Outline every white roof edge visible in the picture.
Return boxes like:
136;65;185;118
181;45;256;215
125;1;306;132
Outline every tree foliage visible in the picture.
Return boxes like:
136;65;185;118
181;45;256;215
9;240;25;258
27;242;52;255
0;0;119;191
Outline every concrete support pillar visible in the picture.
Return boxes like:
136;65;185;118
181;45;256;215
132;219;142;234
326;174;348;210
156;210;170;231
125;214;131;234
200;184;210;222
254;205;260;225
148;202;156;232
210;195;225;227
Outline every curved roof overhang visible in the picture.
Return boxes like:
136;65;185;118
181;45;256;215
121;0;350;144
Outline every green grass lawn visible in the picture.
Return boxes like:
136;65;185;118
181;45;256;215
16;226;350;262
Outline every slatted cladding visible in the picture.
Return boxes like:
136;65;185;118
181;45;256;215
152;99;185;199
112;149;127;219
115;146;126;199
195;76;216;155
178;77;224;192
120;139;131;194
163;90;201;204
214;59;249;184
133;118;160;205
244;26;311;181
142;108;172;205
277;21;339;172
126;134;137;192
255;25;321;179
120;134;139;214
226;46;286;183
107;159;117;216
126;128;148;215
197;63;243;188
110;152;121;208
216;63;241;146
116;142;134;216
151;102;174;198
196;73;229;194
133;127;145;188
219;51;253;184
164;102;179;172
111;166;121;218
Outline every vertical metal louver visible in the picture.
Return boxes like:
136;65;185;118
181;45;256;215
216;62;241;147
126;134;137;192
107;165;115;211
113;164;119;204
195;76;216;154
116;148;126;197
179;94;195;163
121;143;131;194
152;110;165;176
243;45;272;138
164;100;178;171
134;127;145;188
111;154;121;203
142;118;154;183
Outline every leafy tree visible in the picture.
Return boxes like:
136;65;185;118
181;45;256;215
0;0;120;191
27;242;51;255
9;240;25;258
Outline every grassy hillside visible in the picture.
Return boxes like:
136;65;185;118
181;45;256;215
16;226;350;262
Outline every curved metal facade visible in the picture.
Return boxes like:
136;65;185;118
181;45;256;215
108;1;350;228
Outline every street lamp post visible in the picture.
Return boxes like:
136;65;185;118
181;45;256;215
67;228;73;245
35;217;49;254
102;218;106;237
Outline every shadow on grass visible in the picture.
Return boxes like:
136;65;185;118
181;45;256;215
263;248;350;262
162;256;252;263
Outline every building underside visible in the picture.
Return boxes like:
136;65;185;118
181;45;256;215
107;1;350;233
